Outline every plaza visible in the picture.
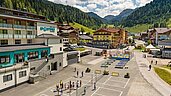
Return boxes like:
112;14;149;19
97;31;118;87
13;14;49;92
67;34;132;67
0;47;165;96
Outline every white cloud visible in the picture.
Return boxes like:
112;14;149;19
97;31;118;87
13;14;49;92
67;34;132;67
87;3;97;9
49;0;153;17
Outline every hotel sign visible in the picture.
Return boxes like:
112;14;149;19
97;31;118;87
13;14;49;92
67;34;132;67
40;26;55;32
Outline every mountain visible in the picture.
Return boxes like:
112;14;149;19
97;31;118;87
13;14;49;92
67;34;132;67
115;9;134;21
103;9;134;24
86;12;106;23
104;15;115;22
0;0;103;29
122;0;171;27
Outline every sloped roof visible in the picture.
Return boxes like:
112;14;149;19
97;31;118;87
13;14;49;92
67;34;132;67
37;34;62;38
79;35;92;40
155;28;171;34
146;44;155;49
0;45;50;53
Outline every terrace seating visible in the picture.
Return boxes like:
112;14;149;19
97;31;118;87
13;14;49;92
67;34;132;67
115;60;128;69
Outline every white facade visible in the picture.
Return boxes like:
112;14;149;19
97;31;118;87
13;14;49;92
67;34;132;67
0;67;30;91
63;52;68;67
37;22;58;36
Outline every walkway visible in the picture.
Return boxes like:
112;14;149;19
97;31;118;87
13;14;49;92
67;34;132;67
87;56;106;65
135;52;171;96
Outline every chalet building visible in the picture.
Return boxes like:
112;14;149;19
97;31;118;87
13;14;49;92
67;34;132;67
58;24;79;44
93;28;127;49
146;28;171;44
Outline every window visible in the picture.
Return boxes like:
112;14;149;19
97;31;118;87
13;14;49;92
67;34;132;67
0;40;8;45
14;30;21;34
15;39;21;44
0;30;8;34
0;55;10;64
60;47;62;51
27;39;32;44
3;74;12;82
60;39;62;43
28;51;39;60
41;50;48;58
27;22;34;26
19;71;27;78
15;20;21;25
15;53;24;63
27;31;32;35
59;62;62;66
0;19;7;23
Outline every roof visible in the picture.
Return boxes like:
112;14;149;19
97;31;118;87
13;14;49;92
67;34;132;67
37;34;62;39
95;28;121;33
79;35;92;40
0;45;50;53
155;28;171;34
0;7;46;18
148;29;154;32
146;44;155;49
60;30;75;33
58;25;74;30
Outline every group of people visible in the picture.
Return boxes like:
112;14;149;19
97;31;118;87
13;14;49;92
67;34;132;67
55;80;82;95
149;60;158;71
75;67;84;78
151;60;158;65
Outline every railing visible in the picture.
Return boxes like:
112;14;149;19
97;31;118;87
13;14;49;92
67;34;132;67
14;34;26;38
27;26;36;30
0;34;13;38
32;60;48;75
27;35;36;39
0;23;13;28
13;25;26;29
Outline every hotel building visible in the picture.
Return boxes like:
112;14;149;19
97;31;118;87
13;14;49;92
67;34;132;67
93;28;127;49
0;7;63;91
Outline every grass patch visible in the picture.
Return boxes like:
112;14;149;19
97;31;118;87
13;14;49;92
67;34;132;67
74;48;86;51
154;67;171;85
125;24;152;33
163;65;171;70
69;22;95;34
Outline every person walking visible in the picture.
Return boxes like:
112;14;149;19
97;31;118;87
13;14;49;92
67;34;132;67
149;65;152;71
56;85;59;95
80;80;82;87
74;67;76;72
94;82;96;90
155;61;157;65
151;60;153;64
77;71;79;78
81;71;84;77
83;87;86;95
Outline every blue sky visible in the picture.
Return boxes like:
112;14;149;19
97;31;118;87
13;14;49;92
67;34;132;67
48;0;153;18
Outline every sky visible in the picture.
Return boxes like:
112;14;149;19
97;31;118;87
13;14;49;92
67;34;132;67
48;0;153;18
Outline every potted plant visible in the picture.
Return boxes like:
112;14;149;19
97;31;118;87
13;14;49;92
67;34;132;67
124;73;130;78
103;70;109;75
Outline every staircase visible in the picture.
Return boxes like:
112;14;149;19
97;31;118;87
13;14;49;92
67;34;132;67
29;60;49;83
32;61;48;75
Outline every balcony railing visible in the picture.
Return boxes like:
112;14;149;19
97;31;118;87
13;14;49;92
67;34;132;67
0;23;13;28
14;35;26;38
0;34;13;38
13;25;26;29
27;26;36;30
27;35;36;39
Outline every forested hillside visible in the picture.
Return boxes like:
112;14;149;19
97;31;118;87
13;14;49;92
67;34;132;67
0;0;103;29
122;0;171;27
